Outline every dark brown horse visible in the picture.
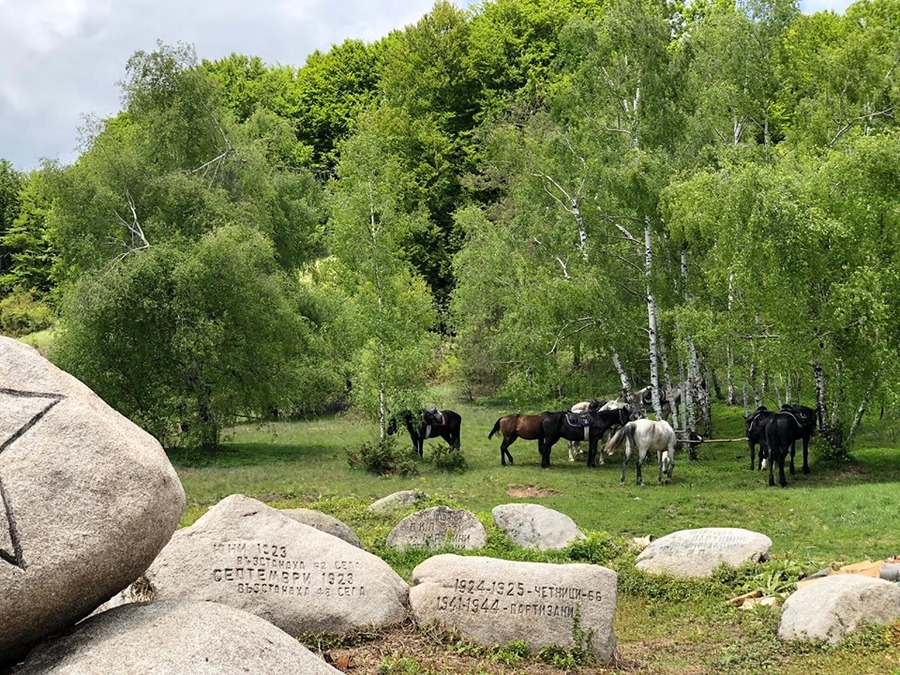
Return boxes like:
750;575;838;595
488;413;550;466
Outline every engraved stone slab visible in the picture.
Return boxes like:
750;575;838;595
636;527;772;578
0;337;185;665
280;508;361;548
386;506;487;551
778;575;900;644
139;495;409;635
367;490;426;512
492;503;586;551
410;554;617;664
13;600;341;674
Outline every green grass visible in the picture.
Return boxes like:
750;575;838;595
166;396;900;674
171;400;900;564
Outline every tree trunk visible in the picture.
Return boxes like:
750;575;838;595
813;360;826;430
848;376;877;441
742;381;750;417
612;349;634;407
645;218;663;421
659;333;679;429
750;363;761;409
726;344;737;405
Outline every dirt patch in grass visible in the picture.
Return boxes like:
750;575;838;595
505;484;561;498
314;621;608;674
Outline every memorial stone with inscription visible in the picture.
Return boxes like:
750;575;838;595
0;337;185;665
281;508;361;548
138;494;409;635
778;574;900;644
13;600;342;674
410;554;617;664
492;503;586;550
636;527;772;578
367;490;426;512
386;506;487;551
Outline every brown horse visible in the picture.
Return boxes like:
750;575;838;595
488;413;550;466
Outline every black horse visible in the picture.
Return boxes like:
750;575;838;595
540;406;630;468
387;409;461;458
780;403;816;476
745;406;773;471
745;404;816;487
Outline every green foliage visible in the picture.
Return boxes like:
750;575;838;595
427;442;469;473
0;286;54;336
346;436;419;477
378;656;422;674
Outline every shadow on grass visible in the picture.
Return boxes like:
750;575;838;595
168;442;347;468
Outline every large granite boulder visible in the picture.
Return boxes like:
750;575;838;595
0;337;185;665
280;508;361;548
386;506;487;551
636;527;772;578
137;494;408;635
12;601;341;674
778;575;900;644
492;503;586;550
410;554;617;664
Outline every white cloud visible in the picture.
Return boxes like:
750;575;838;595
0;0;462;170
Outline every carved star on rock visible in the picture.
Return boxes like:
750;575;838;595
0;388;65;569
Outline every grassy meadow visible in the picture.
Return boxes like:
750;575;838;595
166;390;900;674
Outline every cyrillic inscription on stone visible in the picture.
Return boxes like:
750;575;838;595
142;494;409;635
410;554;617;664
636;527;772;578
386;506;487;551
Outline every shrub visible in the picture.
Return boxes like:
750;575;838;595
428;443;469;473
0;286;54;336
347;436;419;476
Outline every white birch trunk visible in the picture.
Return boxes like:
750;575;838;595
848;376;877;441
742;381;750;417
659;333;679;429
644;218;663;421
814;361;826;429
612;349;635;407
750;363;762;409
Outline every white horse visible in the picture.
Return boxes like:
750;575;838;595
603;418;676;485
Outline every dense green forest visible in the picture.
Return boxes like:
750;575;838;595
1;0;898;452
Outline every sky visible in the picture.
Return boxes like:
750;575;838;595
0;0;854;172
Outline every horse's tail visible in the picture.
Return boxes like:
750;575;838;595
488;417;503;440
604;422;632;455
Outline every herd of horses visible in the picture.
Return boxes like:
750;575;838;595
388;396;818;488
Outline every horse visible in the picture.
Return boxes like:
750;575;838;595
781;403;816;475
543;406;630;469
488;413;550;466
635;385;680;420
387;408;461;458
603;418;677;485
566;399;606;461
745;406;773;471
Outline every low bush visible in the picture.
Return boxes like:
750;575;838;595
346;436;419;477
0;287;54;336
428;443;469;473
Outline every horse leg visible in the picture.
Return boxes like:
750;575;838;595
635;446;644;486
500;435;515;466
568;440;579;462
540;437;553;469
749;441;756;471
778;446;788;487
620;443;630;485
657;449;663;484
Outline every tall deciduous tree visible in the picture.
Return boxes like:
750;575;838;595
50;43;334;449
328;109;438;439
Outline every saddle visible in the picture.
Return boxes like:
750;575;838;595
423;408;444;426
